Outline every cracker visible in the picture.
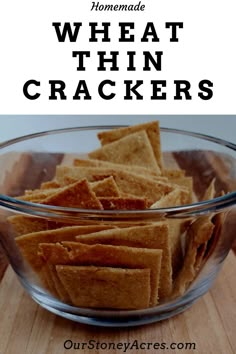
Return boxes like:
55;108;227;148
168;219;191;278
56;166;121;184
16;225;114;272
89;130;160;173
90;176;120;197
98;197;148;210
17;188;58;202
44;263;71;302
202;178;215;201
97;121;162;168
168;177;193;203
73;158;160;177
40;181;61;189
39;242;163;306
56;265;151;309
75;222;172;299
8;215;51;237
163;169;186;178
172;215;215;296
42;179;103;209
150;187;190;208
56;167;173;204
93;170;174;205
40;264;60;298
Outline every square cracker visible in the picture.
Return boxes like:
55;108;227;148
56;265;151;310
40;181;61;189
171;179;217;288
8;215;51;237
75;222;172;299
45;263;71;303
167;177;193;204
15;225;114;272
97;121;162;169
98;196;148;210
89;130;160;173
90;176;120;197
163;169;186;178
202;178;215;201
73;158;160;177
93;170;174;205
42;179;103;209
172;215;215;297
38;242;163;306
55;167;173;205
17;188;58;203
150;187;190;208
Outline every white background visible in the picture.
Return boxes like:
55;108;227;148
0;0;235;139
0;115;235;143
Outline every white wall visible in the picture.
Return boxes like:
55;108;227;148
0;115;235;143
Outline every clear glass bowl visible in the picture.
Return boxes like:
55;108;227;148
0;126;235;327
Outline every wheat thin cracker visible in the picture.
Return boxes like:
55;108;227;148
89;130;160;173
73;158;160;177
42;179;103;209
163;169;186;178
44;263;71;302
16;225;114;272
90;176;120;197
173;215;215;296
40;181;61;189
150;188;190;208
75;222;172;299
56;265;151;309
8;215;52;237
39;242;162;306
98;196;148;210
93;170;174;205
97;121;162;168
17;188;58;203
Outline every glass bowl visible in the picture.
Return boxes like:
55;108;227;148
0;125;235;327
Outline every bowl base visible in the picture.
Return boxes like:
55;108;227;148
32;295;195;327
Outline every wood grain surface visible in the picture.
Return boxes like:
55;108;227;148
0;152;235;354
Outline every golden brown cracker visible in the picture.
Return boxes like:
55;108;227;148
163;169;186;178
42;179;103;209
168;219;186;277
98;197;148;210
73;158;160;177
8;215;51;237
150;188;190;208
202;178;216;201
90;176;120;197
93;170;174;205
40;264;60;298
39;242;162;306
56;265;151;309
56;166;120;184
97;121;162;168
75;222;172;299
56;167;173;204
17;189;58;203
40;181;61;189
168;177;193;203
172;215;215;296
89;130;160;173
43;263;71;303
16;225;114;272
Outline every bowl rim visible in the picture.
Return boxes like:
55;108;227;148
0;125;235;219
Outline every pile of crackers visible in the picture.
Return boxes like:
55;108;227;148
8;121;223;310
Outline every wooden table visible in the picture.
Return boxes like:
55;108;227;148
0;152;235;354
